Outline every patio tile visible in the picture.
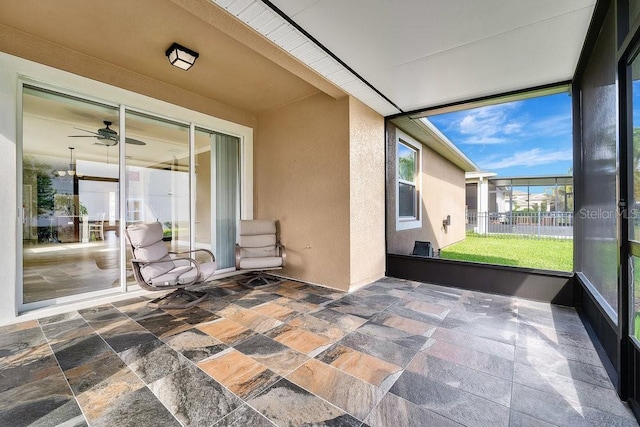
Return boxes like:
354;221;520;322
1;277;635;427
390;370;510;427
40;317;94;345
365;392;462;427
135;311;193;338
326;299;380;319
268;324;333;356
273;296;318;313
339;331;416;367
511;382;638;427
250;301;298;322
197;318;256;345
248;378;361;427
316;343;402;389
517;321;596;350
0;350;60;393
509;410;557;427
88;386;180;427
514;337;602;367
513;362;633;419
117;339;190;384
397;299;452;321
406;351;512;407
354;321;429;351
421;338;514;380
149;365;241;427
165;306;221;325
197;348;281;399
0;371;85;427
218;305;283;333
163;327;228;362
50;333;113;372
288;311;354;339
430;326;516;361
438;317;517;345
213;404;276;426
309;308;367;333
514;344;612;389
368;311;437;336
64;352;130;392
386;304;448;325
288;358;385;420
0;319;39;334
98;318;158;353
233;334;308;376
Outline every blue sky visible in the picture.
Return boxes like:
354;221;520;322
428;92;573;177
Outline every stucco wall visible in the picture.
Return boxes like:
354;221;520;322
386;123;466;255
349;98;386;288
256;93;352;290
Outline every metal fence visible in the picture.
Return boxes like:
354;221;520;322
466;211;573;239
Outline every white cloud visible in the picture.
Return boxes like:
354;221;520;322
454;103;525;145
479;148;573;170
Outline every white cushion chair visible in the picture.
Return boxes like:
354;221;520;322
235;219;286;289
125;221;217;308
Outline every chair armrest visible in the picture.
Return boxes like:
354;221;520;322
235;243;241;269
277;242;286;267
170;248;215;262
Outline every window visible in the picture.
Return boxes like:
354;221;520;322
396;131;421;230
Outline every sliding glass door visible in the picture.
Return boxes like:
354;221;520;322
21;86;121;303
21;84;242;308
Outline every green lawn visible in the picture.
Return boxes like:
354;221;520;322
440;234;573;272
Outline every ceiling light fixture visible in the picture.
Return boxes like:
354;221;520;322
57;147;77;178
165;42;199;70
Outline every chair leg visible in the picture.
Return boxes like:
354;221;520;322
147;289;208;309
237;272;282;290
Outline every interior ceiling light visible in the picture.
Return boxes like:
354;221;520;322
165;42;199;70
57;146;82;179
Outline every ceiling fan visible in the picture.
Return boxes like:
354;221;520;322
68;121;146;146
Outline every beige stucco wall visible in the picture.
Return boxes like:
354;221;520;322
256;93;352;290
349;97;386;288
386;123;466;255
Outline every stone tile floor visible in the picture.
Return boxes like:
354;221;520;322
0;276;638;426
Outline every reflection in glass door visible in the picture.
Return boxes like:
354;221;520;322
21;86;121;304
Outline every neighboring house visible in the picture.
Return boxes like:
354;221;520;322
386;118;478;255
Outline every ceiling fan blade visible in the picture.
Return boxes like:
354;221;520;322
72;127;101;136
68;135;98;138
125;137;146;145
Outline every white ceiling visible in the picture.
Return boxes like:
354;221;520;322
213;0;595;116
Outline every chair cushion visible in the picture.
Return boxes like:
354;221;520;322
239;233;276;249
240;219;276;236
239;256;283;270
176;261;218;284
149;266;194;287
127;222;175;282
127;222;164;247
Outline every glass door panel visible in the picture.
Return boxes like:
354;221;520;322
124;111;190;285
195;128;240;270
630;52;640;342
22;86;120;303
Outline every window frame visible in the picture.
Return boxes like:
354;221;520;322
396;130;422;230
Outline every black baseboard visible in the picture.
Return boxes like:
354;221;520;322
386;254;576;306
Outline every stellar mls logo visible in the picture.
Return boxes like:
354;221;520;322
578;207;640;220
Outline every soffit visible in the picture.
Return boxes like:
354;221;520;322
216;0;595;115
0;0;323;115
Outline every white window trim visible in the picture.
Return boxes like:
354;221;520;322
396;129;422;231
